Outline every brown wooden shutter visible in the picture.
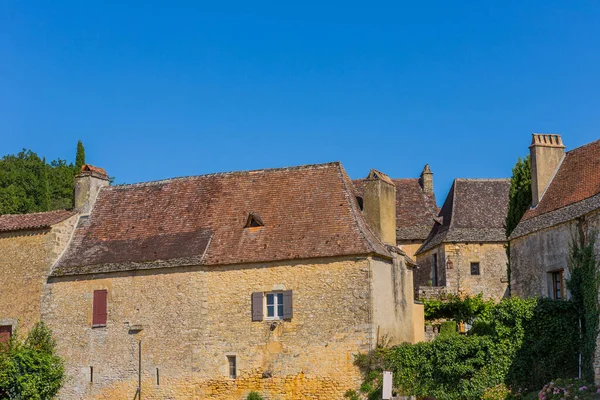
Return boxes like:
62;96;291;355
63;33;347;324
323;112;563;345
0;325;12;344
93;290;108;326
283;290;293;320
251;292;263;321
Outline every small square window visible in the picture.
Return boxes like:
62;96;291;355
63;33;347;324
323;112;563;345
470;262;480;275
266;292;284;319
227;356;237;379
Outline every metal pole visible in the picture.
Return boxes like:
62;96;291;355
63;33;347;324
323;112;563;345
138;340;142;400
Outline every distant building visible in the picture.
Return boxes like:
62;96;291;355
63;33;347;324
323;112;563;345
354;165;439;260
414;178;511;301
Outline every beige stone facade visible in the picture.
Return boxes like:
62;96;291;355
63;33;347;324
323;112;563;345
44;255;420;399
416;243;508;301
0;215;77;334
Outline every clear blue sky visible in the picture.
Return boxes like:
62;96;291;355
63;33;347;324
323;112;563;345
2;1;600;203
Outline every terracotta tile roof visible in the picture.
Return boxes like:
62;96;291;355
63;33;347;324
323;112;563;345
353;178;439;240
0;210;77;232
417;179;510;254
81;164;108;177
524;140;600;220
52;162;390;276
511;139;600;238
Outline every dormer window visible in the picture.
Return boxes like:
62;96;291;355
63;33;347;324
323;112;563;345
245;213;264;229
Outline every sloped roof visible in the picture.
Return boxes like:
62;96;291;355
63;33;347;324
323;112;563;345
52;162;390;276
353;178;438;241
0;210;76;232
417;179;510;254
511;139;600;238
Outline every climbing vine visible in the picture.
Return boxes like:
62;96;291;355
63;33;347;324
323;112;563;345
566;227;600;382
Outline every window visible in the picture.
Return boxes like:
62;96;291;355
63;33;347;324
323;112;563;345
266;292;284;319
227;356;237;379
431;254;438;286
92;290;108;327
550;270;563;300
0;325;12;345
470;262;480;275
251;290;293;321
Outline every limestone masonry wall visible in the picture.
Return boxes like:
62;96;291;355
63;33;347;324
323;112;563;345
0;215;77;334
44;257;377;399
416;243;507;301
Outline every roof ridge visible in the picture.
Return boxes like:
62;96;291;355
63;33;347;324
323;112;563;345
0;209;73;218
454;178;510;182
566;138;600;154
109;161;342;189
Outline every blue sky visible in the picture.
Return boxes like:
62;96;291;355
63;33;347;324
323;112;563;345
2;1;600;203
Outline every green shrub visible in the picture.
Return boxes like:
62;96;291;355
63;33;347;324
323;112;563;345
247;391;264;400
356;297;581;400
438;321;457;337
424;293;494;324
0;322;65;400
482;383;510;400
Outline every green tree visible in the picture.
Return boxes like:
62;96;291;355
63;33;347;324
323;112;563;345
0;150;49;214
0;322;65;399
75;140;85;172
506;155;532;237
505;156;532;293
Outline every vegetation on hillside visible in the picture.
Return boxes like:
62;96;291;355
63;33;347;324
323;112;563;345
0;142;85;215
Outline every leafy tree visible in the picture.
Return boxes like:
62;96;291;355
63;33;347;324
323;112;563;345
0;143;85;215
0;322;65;399
75;140;85;172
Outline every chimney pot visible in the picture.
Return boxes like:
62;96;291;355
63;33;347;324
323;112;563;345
420;164;434;194
362;169;397;245
529;133;565;207
74;164;109;214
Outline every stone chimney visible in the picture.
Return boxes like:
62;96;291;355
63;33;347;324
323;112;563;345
74;164;110;214
530;134;565;207
362;169;397;245
419;164;433;194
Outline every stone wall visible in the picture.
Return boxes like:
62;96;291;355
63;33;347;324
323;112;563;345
397;241;423;262
509;209;600;383
43;256;393;400
416;243;508;301
443;243;508;301
0;215;77;334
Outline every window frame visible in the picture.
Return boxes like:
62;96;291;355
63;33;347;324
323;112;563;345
227;355;237;379
265;292;284;320
551;270;564;300
470;262;480;276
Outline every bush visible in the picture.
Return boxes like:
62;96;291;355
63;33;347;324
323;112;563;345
482;384;511;400
424;294;494;324
0;322;65;400
355;297;581;400
247;391;264;400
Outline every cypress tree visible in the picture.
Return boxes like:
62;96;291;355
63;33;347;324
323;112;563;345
505;155;532;294
75;140;85;172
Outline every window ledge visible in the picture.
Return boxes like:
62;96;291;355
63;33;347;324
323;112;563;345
92;324;107;328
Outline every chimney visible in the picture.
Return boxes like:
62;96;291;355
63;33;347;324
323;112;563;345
530;134;565;207
362;169;397;245
74;164;110;214
419;164;433;194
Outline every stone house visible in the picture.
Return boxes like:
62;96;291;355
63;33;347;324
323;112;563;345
510;135;600;300
414;178;511;301
30;161;424;399
354;165;439;260
509;134;600;381
0;209;78;341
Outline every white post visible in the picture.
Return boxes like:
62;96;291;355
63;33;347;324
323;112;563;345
382;370;393;400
